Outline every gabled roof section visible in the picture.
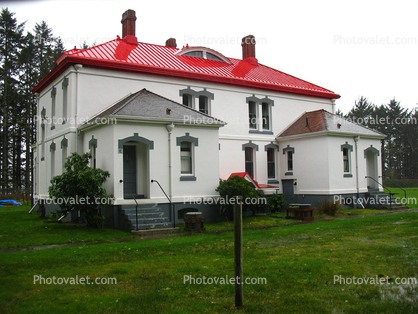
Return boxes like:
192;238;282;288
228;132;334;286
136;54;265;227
277;109;386;139
82;88;225;126
33;37;340;99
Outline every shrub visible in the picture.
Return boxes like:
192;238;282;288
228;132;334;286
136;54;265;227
215;175;266;220
48;152;112;228
316;199;342;216
267;193;287;213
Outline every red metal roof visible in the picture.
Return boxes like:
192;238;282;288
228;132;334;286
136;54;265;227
33;37;340;99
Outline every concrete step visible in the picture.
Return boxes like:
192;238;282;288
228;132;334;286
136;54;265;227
130;222;171;230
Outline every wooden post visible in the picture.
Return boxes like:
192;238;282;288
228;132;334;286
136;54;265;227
234;196;243;308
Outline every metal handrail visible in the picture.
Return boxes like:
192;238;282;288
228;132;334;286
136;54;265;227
365;176;395;209
130;190;139;231
383;177;407;200
151;179;174;228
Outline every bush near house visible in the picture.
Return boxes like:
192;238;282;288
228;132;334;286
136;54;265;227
215;175;266;220
316;199;342;216
267;193;287;213
48;152;112;228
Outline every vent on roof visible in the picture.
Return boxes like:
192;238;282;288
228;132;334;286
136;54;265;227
166;108;171;115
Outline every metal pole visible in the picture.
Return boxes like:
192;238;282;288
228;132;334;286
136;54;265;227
234;196;243;308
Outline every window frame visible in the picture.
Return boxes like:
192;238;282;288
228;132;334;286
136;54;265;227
180;141;193;174
245;146;255;178
283;145;295;176
246;95;274;134
261;101;271;131
248;101;258;129
267;147;276;179
341;142;353;178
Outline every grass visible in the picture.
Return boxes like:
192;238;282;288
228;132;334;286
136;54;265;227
0;206;134;248
1;207;418;313
384;188;418;209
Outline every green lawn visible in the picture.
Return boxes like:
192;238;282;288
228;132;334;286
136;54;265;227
1;207;417;313
0;206;134;248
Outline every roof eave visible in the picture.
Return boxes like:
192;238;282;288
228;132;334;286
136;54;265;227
276;130;386;141
33;55;341;99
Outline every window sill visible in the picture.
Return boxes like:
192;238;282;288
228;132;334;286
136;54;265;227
268;180;280;184
249;130;274;135
343;173;353;178
285;172;293;176
180;176;196;181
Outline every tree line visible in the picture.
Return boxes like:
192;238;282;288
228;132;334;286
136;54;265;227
341;97;418;180
0;8;416;196
0;8;64;195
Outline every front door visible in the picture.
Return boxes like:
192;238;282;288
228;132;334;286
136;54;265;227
282;179;295;205
123;145;137;199
366;151;378;190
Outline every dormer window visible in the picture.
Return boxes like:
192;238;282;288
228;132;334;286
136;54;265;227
176;46;232;64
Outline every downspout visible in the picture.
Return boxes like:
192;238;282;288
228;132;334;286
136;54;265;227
73;64;83;154
35;92;40;201
354;136;360;207
166;123;175;225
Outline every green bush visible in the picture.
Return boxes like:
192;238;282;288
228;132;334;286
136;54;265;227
215;175;266;220
316;199;341;216
267;193;287;213
49;152;112;228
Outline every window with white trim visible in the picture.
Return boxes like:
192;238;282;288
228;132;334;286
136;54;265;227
267;148;276;179
248;101;257;129
51;87;56;130
180;141;193;174
199;95;209;115
262;102;270;130
182;93;193;108
341;142;353;177
245;146;255;178
246;95;274;133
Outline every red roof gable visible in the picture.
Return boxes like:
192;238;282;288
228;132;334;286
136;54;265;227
33;37;340;99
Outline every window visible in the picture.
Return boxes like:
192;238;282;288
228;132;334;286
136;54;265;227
51;87;56;130
62;77;68;124
50;142;56;179
182;93;193;108
89;136;97;169
341;142;353;177
61;137;68;173
343;148;349;172
184;51;203;58
245;147;254;178
262;102;270;130
287;151;293;171
199;95;209;114
51;148;55;178
206;52;223;61
40;107;46;161
62;145;67;172
246;95;274;133
180;141;192;174
267;148;275;179
249;101;257;129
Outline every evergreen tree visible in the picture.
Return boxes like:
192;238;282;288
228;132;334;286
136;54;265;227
0;8;25;193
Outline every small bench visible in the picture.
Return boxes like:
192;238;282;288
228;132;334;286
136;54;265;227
286;204;314;221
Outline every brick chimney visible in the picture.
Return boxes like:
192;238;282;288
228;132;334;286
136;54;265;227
241;35;258;65
121;9;137;43
165;38;177;48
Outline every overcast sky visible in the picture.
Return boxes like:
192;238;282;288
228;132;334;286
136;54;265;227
2;0;417;113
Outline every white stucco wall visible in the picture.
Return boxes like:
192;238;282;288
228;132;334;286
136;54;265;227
35;64;337;199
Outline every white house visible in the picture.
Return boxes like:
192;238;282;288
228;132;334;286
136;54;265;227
32;10;387;230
